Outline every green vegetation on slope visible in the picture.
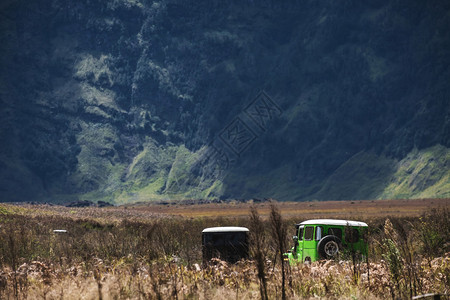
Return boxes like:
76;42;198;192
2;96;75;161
313;152;396;201
381;145;450;199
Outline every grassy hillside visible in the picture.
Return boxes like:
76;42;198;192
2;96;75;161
381;145;450;199
222;145;450;201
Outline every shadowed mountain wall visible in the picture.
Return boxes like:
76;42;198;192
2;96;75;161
0;0;449;202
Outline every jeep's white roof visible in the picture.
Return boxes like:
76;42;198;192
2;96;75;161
202;226;249;233
298;219;368;227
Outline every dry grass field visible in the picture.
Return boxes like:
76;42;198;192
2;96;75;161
0;198;449;299
129;198;449;219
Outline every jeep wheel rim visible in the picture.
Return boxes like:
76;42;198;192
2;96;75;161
324;241;338;256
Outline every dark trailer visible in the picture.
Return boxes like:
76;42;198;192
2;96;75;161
202;226;249;263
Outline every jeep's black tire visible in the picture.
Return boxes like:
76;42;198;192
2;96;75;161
317;235;341;259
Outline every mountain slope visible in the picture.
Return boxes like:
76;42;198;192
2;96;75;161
0;0;449;203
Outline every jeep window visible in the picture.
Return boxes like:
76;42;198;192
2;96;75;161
315;226;323;241
304;226;314;241
204;232;246;247
345;228;359;243
298;226;304;240
361;227;367;242
328;227;342;239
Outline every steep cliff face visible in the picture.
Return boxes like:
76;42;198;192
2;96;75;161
0;0;449;203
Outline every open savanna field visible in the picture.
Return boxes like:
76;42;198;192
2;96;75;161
130;198;450;219
0;199;449;299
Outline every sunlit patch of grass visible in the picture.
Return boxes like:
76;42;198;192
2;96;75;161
381;145;450;199
0;205;11;215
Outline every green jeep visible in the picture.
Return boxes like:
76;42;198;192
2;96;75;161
284;219;368;264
